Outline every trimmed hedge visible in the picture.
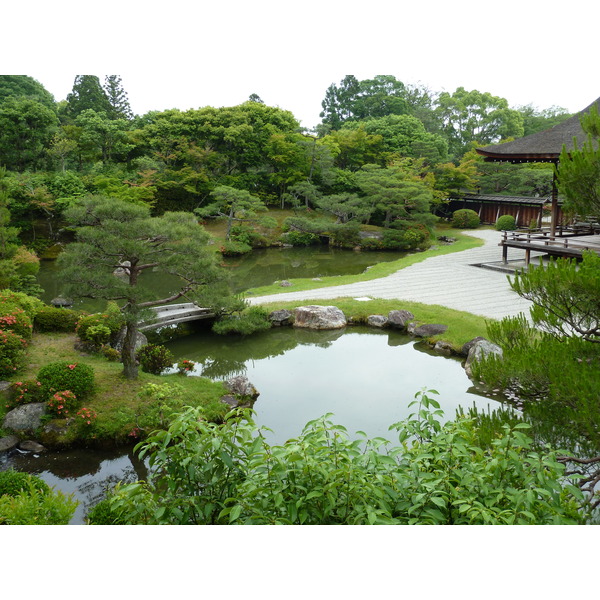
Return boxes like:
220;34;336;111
37;361;96;400
452;209;480;229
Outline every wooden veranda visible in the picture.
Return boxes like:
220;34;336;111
476;97;600;264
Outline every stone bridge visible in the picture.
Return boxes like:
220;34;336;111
138;302;214;331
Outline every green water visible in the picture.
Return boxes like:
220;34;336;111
36;245;403;310
163;326;500;445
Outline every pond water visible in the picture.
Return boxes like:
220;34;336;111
2;326;503;524
35;245;403;309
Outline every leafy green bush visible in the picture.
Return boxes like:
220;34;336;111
108;391;586;525
86;495;130;525
0;328;28;378
220;240;252;256
0;470;50;497
381;226;431;251
0;486;77;525
37;361;96;400
101;345;121;362
34;306;80;332
452;209;480;229
137;344;175;375
212;306;272;335
360;237;384;250
328;222;361;248
496;214;517;231
281;231;320;246
75;303;124;344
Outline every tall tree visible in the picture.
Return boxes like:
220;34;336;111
65;75;110;120
0;75;56;109
58;196;234;379
435;87;524;157
103;75;133;120
0;97;58;171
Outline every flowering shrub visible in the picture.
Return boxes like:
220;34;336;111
37;361;96;400
76;407;98;427
137;344;175;375
177;359;196;375
0;328;28;378
46;390;78;418
0;291;44;319
0;307;33;341
6;379;44;410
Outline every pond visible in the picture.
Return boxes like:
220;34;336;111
2;326;503;523
35;244;403;309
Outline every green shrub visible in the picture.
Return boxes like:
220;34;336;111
495;214;517;231
212;306;272;335
220;240;252;256
0;486;77;525
101;345;121;362
76;303;124;343
452;209;480;229
46;389;79;418
5;379;44;410
230;224;268;248
0;328;28;378
0;306;33;341
37;361;96;400
86;496;130;525
137;344;175;375
329;222;361;248
34;306;80;332
281;231;320;246
360;237;384;250
0;470;50;497
381;226;430;251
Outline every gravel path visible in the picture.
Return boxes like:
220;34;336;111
246;230;537;320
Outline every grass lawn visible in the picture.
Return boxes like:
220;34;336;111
242;225;484;298
1;332;228;445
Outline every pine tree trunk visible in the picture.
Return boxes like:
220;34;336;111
121;322;139;379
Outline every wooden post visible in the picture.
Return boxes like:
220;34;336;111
550;170;558;239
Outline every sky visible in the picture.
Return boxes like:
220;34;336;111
3;0;598;129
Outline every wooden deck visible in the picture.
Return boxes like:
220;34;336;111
500;229;600;265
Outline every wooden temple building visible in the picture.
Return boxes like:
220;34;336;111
475;97;600;265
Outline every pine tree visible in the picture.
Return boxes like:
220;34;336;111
65;75;110;119
103;75;133;120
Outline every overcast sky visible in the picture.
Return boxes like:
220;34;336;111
4;1;597;129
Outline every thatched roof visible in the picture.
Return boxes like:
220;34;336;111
476;97;600;163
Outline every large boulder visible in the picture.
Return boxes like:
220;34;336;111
367;314;388;328
3;403;46;433
464;339;503;377
0;434;20;453
221;376;260;409
269;309;293;327
293;305;347;330
224;376;260;400
461;336;486;357
113;326;148;353
387;310;415;330
408;323;448;338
